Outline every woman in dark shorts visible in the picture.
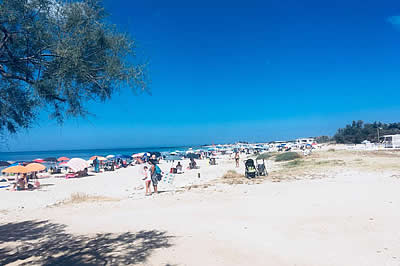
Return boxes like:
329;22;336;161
234;152;240;167
148;159;158;194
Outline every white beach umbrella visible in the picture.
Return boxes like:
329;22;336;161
106;155;115;159
65;158;89;172
132;152;145;158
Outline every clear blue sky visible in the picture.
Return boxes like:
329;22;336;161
5;0;400;151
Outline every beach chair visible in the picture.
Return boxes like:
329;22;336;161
162;173;176;193
65;173;78;179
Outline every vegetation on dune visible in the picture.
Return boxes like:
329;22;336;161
222;170;244;179
285;159;304;168
0;0;147;133
275;152;301;162
256;153;273;160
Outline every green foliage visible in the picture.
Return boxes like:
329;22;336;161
285;159;304;168
333;121;400;144
275;152;301;162
315;135;331;143
256;153;272;160
0;0;147;132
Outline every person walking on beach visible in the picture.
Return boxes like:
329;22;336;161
234;151;240;167
148;160;158;194
93;157;99;173
142;166;152;196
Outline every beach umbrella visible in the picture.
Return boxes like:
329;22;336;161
33;158;45;163
2;165;29;174
0;161;10;167
150;152;161;158
186;153;200;159
44;157;57;162
65;158;89;172
106;155;115;159
132;153;144;158
89;156;107;161
57;156;70;162
25;163;46;172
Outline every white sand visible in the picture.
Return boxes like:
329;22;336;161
1;150;400;265
0;156;243;210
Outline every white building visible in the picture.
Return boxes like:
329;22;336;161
382;135;400;148
295;138;315;146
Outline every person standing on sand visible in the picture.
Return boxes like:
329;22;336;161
234;151;240;167
148;160;158;194
142;166;152;196
93;157;99;173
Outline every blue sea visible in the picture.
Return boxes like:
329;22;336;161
0;146;200;162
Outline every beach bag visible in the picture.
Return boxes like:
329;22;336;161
154;165;162;181
155;165;162;174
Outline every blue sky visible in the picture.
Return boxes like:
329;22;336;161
5;0;400;151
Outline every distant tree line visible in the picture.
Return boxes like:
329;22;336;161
315;135;331;143
333;121;400;144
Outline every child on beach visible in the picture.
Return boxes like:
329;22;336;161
142;166;151;196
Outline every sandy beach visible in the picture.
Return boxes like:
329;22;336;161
1;147;400;265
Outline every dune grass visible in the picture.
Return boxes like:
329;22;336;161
61;193;118;205
256;153;272;160
285;159;305;168
275;152;301;162
223;170;244;179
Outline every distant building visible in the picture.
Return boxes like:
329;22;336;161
295;138;315;146
382;135;400;148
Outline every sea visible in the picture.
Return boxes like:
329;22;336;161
0;145;201;162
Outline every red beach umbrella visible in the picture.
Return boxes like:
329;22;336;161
57;157;70;162
33;158;45;163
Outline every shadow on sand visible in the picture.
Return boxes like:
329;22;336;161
0;220;174;265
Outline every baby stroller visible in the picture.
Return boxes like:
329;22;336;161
244;159;257;179
209;158;216;165
256;159;267;176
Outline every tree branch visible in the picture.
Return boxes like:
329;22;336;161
0;64;33;84
0;65;67;103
